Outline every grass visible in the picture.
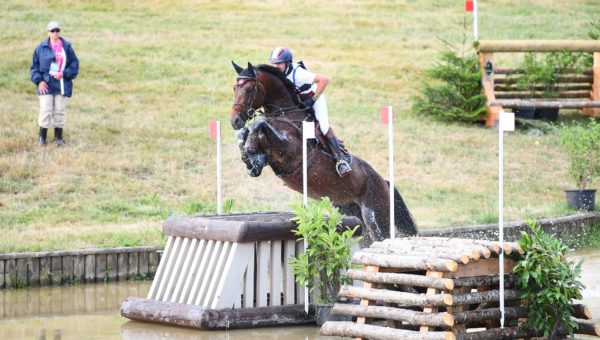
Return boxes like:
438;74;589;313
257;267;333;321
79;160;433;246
1;0;599;252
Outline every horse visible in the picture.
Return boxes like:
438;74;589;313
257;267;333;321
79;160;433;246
229;62;417;245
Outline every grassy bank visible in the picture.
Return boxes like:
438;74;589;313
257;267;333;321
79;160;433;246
1;0;599;252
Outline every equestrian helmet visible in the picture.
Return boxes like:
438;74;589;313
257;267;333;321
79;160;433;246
269;47;293;64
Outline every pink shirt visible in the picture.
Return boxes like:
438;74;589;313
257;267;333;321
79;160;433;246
51;39;64;71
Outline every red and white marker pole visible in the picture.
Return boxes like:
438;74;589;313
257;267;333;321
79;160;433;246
465;0;478;42
209;120;222;214
302;121;315;314
381;106;395;239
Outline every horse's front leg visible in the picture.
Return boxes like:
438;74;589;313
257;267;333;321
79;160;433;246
252;120;287;145
236;126;250;161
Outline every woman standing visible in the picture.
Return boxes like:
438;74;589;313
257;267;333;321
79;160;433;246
30;21;79;147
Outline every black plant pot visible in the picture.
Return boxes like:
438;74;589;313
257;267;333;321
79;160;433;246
535;107;559;121
565;189;596;211
513;107;536;119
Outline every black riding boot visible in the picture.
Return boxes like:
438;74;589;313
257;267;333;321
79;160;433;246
54;128;66;147
38;127;47;146
325;132;351;177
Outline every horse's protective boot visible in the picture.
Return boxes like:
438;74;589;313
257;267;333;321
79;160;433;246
54;128;66;148
38;127;47;146
326;133;351;177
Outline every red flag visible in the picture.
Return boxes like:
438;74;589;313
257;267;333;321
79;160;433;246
209;120;218;139
465;0;473;12
380;106;392;125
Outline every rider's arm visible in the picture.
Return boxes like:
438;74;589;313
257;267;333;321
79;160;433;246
313;74;329;100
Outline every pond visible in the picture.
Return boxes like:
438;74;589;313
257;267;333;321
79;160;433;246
1;251;598;339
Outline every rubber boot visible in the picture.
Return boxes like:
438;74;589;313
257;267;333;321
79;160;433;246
325;130;351;177
38;127;47;146
54;128;66;147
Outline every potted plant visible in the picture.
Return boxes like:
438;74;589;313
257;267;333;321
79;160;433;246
559;119;600;211
289;197;361;326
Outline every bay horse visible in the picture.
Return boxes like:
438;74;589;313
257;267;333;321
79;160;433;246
229;62;417;245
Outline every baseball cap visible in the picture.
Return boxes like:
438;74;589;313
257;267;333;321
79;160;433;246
47;21;61;31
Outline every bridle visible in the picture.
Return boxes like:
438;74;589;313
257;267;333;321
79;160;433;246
232;75;259;122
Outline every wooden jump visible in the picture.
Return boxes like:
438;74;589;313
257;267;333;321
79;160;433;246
476;40;600;126
320;236;600;339
120;212;361;329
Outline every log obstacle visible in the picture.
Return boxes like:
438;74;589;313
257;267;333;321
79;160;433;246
476;40;600;126
120;211;361;329
319;236;600;339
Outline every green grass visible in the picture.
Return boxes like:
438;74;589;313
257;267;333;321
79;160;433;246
1;0;599;252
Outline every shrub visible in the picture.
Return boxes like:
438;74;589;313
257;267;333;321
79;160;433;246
559;119;600;189
412;41;486;123
512;221;585;338
288;197;360;304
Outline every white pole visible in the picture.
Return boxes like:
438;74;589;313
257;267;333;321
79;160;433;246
473;0;478;42
216;121;222;215
302;121;311;315
388;106;395;239
498;113;505;328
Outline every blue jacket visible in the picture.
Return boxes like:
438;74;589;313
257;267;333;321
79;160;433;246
30;38;79;97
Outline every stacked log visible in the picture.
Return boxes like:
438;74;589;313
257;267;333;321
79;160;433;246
319;237;600;339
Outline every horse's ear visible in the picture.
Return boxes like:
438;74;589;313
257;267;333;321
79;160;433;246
247;62;256;78
232;61;243;75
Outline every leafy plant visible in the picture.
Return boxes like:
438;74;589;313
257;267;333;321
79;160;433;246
412;20;486;123
559;119;600;189
288;197;361;304
513;52;586;99
512;221;585;338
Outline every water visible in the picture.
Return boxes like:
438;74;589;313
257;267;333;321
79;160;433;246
1;252;599;340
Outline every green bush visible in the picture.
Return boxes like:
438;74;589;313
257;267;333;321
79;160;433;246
412;42;486;123
288;197;360;304
512;221;585;338
559;119;600;189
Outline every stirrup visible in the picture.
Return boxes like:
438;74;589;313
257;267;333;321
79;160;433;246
336;159;351;177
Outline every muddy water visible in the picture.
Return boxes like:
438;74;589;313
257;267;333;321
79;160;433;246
1;252;599;340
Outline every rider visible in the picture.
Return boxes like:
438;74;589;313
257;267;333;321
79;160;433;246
269;47;351;177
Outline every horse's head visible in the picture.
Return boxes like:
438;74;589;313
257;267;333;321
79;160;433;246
230;61;265;130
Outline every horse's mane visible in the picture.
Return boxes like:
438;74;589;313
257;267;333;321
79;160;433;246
255;64;302;105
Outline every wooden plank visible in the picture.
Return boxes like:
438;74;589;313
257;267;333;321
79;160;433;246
4;259;15;289
51;256;62;285
194;241;224;306
127;252;139;280
420;271;443;332
352;252;457;272
171;238;197;303
295;241;304;305
147;236;174;299
356;266;379;328
243;243;256;308
283;240;296;305
583;51;600;116
255;241;270;307
0;260;5;289
321;321;455;340
73;255;85;283
332;304;454;327
117;253;128;281
213;243;255;309
186;240;214;304
163;237;190;302
84;254;95;283
346;269;454;290
106;253;117;282
138;251;149;278
148;250;160;277
40;257;51;286
155;237;180;301
95;254;107;283
449;258;514;278
270;240;282;306
179;239;206;304
203;241;231;307
479;52;501;127
476;40;600;53
61;255;74;284
16;258;28;287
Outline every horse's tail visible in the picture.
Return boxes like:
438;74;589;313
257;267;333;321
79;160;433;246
386;181;418;237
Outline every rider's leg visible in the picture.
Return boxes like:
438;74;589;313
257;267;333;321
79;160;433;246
313;95;351;176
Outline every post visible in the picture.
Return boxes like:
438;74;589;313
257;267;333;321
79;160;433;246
216;121;222;214
387;106;395;239
302;121;315;315
473;0;478;42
